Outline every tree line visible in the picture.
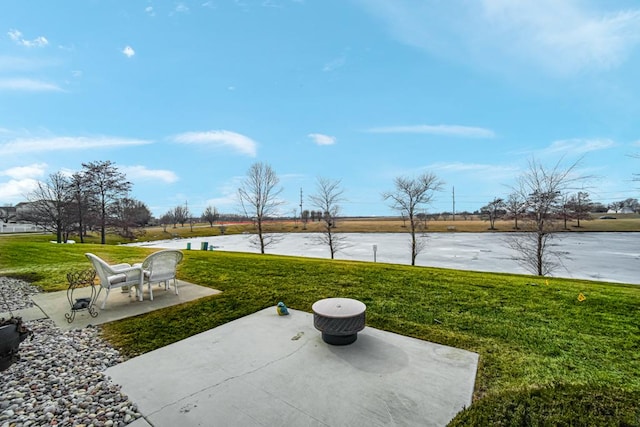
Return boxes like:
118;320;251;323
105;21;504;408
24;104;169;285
480;194;640;231
13;157;634;277
19;160;150;244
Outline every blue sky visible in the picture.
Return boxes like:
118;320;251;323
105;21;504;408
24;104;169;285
1;0;639;217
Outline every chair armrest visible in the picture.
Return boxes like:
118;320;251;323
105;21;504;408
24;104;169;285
112;263;132;270
105;265;143;278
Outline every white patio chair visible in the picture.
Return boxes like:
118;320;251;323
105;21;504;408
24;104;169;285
138;250;184;301
85;253;144;309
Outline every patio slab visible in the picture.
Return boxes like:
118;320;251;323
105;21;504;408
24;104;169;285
25;280;221;330
106;307;479;426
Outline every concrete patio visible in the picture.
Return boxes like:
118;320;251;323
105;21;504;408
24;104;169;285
3;280;220;330
106;307;479;427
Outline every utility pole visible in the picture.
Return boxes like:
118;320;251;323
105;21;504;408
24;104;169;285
300;188;305;230
452;186;456;221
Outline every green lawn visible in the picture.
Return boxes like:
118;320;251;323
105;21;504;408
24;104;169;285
1;234;639;424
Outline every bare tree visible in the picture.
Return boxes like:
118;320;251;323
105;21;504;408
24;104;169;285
112;197;151;240
22;172;73;243
567;191;592;227
481;197;505;230
160;211;174;232
507;158;585;276
82;160;131;244
201;205;219;227
67;171;92;243
383;172;444;265
558;193;573;230
504;193;526;230
237;162;284;254
173;204;189;227
309;177;348;259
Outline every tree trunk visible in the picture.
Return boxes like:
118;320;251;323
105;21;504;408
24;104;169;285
536;232;544;276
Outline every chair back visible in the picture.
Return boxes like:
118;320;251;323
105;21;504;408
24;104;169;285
85;253;111;287
142;250;183;282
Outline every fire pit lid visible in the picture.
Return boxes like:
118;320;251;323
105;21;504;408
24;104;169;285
312;298;366;318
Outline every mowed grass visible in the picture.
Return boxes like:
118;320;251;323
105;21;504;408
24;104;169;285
1;233;639;407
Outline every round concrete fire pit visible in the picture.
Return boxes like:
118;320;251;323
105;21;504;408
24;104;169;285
312;298;366;345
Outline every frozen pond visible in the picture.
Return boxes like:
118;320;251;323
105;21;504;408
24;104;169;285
127;232;640;285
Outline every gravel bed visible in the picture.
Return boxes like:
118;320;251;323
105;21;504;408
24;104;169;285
1;277;142;426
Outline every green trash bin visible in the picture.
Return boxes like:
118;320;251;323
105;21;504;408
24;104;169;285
186;242;191;250
201;242;208;251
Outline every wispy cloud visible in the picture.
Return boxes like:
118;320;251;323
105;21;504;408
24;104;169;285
366;124;495;138
356;0;640;76
172;130;258;157
0;136;152;156
145;6;156;16
0;56;54;72
0;78;62;92
0;163;47;179
262;1;283;8
428;161;517;174
308;133;336;146
175;2;190;13
323;55;347;72
543;138;616;155
122;45;136;58
383;161;519;185
7;29;49;48
121;165;179;183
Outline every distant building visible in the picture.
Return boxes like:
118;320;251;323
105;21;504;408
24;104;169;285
607;207;635;214
0;203;44;233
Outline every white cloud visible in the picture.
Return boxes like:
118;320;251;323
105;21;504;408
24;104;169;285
308;133;336;146
145;6;155;16
356;0;640;76
0;178;39;202
0;78;62;92
122;45;136;58
366;124;496;138
544;138;616;154
175;3;190;13
323;55;347;72
0;163;47;180
7;29;49;48
121;165;179;183
481;1;640;73
172;130;258;157
0;136;152;156
0;163;46;202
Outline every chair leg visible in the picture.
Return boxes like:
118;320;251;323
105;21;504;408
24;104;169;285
101;288;111;309
174;278;179;295
148;281;154;301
